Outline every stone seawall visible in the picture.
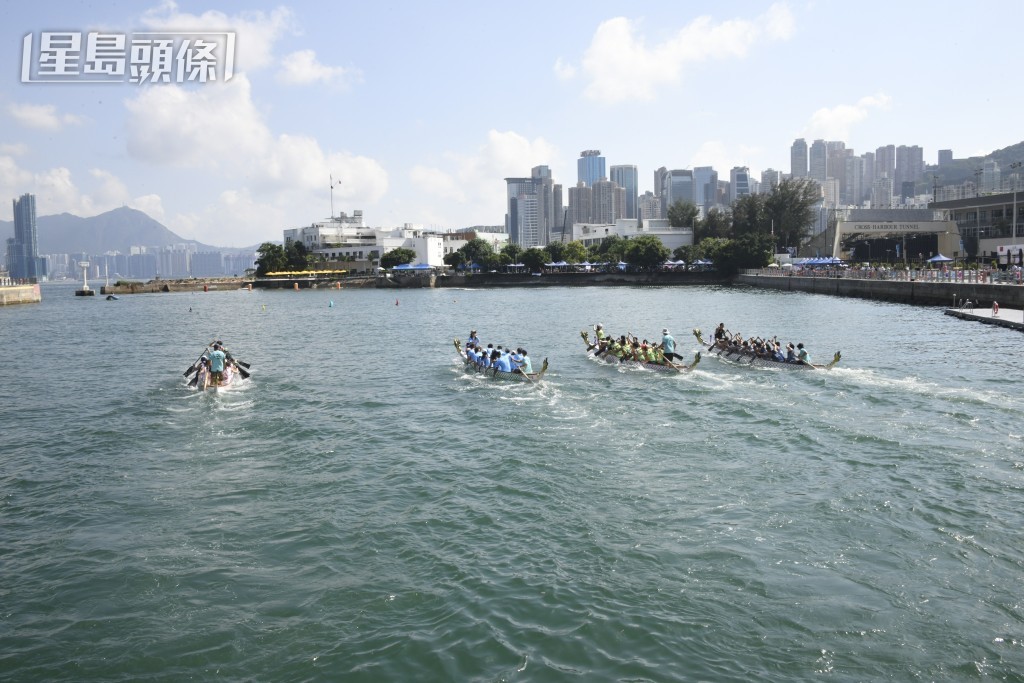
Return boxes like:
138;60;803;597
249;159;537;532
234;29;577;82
431;271;731;288
735;274;1024;308
101;278;251;294
0;283;41;305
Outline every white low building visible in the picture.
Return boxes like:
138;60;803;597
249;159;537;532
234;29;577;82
283;211;450;267
570;218;693;252
441;230;509;260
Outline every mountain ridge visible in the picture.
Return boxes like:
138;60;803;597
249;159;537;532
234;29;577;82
0;206;263;256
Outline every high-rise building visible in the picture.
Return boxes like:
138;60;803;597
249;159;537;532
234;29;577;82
590;178;623;225
982;159;1000;194
504;167;561;247
9;193;45;281
872;175;894;208
875;145;896;185
938;149;953;167
896;145;924;187
809;140;828;183
637;191;661;220
693;166;718;211
662;170;695;218
790;138;808;178
568;182;593;225
860;152;875;205
843;155;864;206
653;167;668;199
760;168;782;193
505;177;539;248
729;167;750;203
577;150;605;187
609;164;638;219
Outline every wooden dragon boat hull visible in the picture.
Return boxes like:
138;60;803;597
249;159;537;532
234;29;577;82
195;365;239;390
580;330;700;372
453;340;548;382
692;329;841;370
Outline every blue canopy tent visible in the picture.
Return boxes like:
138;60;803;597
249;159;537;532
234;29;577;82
927;253;953;263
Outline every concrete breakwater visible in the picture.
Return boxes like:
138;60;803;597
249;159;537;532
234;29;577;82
401;271;730;288
735;273;1024;308
0;283;41;305
101;278;252;294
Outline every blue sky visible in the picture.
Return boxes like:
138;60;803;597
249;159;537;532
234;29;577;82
2;1;1021;248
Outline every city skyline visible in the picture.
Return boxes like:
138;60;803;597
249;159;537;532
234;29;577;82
1;2;1022;248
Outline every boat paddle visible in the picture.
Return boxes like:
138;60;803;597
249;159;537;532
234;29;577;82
183;342;214;377
233;362;251;379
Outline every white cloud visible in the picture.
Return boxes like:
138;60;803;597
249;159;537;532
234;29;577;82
578;4;796;104
121;74;388;246
140;0;295;72
277;50;360;87
804;93;892;140
89;169;132;209
124;75;271;168
410;166;465;202
408;130;558;228
7;103;83;130
691;140;764;175
0;152;167;224
131;194;166;221
0;143;28;155
553;58;576;81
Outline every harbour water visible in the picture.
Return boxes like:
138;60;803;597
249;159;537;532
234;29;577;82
2;282;1023;681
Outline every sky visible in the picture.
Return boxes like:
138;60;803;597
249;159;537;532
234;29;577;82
2;1;1022;249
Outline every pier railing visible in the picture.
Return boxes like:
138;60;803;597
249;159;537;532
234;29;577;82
744;266;1024;285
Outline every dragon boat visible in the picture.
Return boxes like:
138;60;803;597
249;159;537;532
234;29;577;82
692;328;841;370
453;339;549;383
183;342;252;390
194;363;241;391
581;330;700;373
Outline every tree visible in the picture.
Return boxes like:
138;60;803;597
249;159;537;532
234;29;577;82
444;251;466;269
764;178;822;251
521;247;547;273
625;234;670;270
500;242;524;264
460;238;494;267
672;245;695;266
730;193;769;237
285;241;314;270
562;240;588;263
544;241;567;263
596;234;628;263
255;242;287;276
697;237;731;266
380;247;417;269
698;208;732;241
667;201;700;229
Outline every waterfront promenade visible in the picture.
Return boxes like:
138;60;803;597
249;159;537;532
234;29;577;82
737;266;1024;309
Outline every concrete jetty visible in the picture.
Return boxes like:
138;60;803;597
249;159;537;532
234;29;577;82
944;303;1024;331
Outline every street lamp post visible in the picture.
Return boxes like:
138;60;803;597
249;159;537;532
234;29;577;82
1010;162;1022;253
